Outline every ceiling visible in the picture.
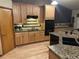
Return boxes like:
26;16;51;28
13;0;79;10
56;0;79;10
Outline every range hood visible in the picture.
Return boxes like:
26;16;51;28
26;15;39;23
27;15;38;19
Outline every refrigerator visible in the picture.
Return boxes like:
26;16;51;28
45;20;55;36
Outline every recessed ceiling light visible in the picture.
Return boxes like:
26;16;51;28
51;0;58;5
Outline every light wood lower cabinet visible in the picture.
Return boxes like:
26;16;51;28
15;31;49;45
28;32;35;43
15;33;22;45
15;32;29;45
22;32;29;44
49;49;60;59
35;31;44;42
45;36;50;40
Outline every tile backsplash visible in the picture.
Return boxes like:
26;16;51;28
55;23;70;27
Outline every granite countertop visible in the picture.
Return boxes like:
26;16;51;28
49;44;79;59
49;32;79;59
15;30;44;32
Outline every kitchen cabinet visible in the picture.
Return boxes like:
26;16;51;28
32;5;40;22
21;3;27;23
15;31;49;46
40;6;45;23
0;8;15;55
21;4;40;23
26;4;33;15
45;36;50;40
24;4;40;23
32;6;40;16
45;5;55;20
13;3;22;24
15;33;22;45
28;32;35;43
15;32;29;45
13;2;43;24
22;32;29;44
35;31;45;42
26;4;40;16
49;49;60;59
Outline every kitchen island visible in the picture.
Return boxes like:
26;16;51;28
49;44;79;59
49;32;79;59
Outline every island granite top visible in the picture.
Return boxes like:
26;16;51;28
49;44;79;59
49;32;79;59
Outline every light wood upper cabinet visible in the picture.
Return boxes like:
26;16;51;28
45;5;55;20
13;3;44;24
40;6;45;23
13;3;22;24
32;6;40;15
21;4;41;23
32;5;40;22
21;3;27;23
26;4;33;15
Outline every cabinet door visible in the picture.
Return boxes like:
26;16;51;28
45;5;55;20
0;8;15;54
21;3;27;23
40;6;45;23
22;32;29;44
13;3;21;24
35;31;44;42
28;32;35;43
32;6;40;15
26;4;32;15
49;50;60;59
40;31;45;41
45;36;50;41
15;33;22;45
32;6;40;22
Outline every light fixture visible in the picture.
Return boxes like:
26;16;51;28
51;0;58;5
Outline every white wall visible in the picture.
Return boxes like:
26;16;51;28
72;10;79;29
0;0;12;8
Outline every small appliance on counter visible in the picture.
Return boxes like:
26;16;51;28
14;24;23;31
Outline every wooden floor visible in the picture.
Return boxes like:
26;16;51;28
0;41;49;59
